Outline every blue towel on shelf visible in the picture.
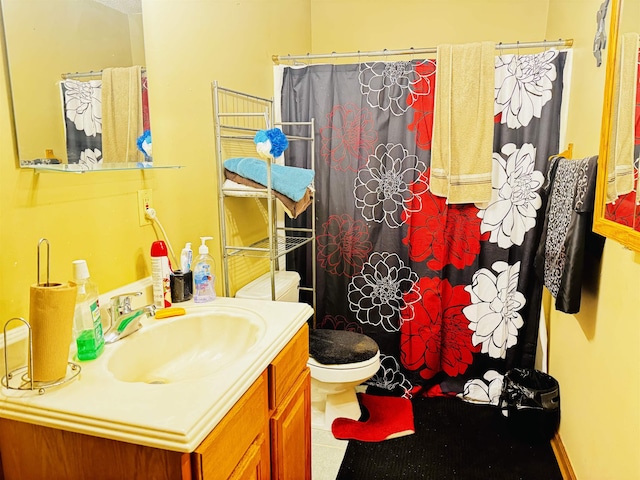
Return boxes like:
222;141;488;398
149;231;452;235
223;157;314;202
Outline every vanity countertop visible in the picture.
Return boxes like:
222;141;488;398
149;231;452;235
0;297;313;452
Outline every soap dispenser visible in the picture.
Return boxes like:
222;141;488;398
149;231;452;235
193;236;216;303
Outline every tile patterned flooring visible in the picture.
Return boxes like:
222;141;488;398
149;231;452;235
311;427;348;480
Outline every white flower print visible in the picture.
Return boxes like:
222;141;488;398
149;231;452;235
366;354;413;398
459;370;504;405
348;252;420;332
494;49;559;129
79;148;103;169
354;143;427;229
63;79;102;137
478;143;544;248
463;261;526;359
359;60;436;116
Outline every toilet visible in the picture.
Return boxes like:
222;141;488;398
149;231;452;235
235;271;381;430
308;329;380;430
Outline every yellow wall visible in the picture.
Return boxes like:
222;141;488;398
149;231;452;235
546;1;640;479
1;1;639;479
310;0;550;53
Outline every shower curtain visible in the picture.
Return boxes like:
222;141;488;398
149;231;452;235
281;49;568;404
61;78;103;167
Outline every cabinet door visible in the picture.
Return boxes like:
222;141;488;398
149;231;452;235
193;371;270;480
228;433;268;480
270;368;311;480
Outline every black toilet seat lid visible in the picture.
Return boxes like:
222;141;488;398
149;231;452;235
309;329;379;365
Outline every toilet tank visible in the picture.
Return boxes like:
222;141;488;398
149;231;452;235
235;271;301;302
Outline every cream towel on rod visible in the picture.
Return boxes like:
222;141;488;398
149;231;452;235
431;41;495;204
607;33;639;202
102;66;144;163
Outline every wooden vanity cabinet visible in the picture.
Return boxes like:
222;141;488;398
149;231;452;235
268;324;311;480
193;322;311;480
0;324;310;480
0;418;190;480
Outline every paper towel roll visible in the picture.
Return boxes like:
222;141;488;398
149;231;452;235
29;283;77;383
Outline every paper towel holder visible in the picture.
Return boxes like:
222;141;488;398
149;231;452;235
37;237;57;287
2;317;80;395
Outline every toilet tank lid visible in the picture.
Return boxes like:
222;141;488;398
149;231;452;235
309;329;379;365
235;271;300;300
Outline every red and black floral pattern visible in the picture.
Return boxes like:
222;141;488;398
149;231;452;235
400;276;480;380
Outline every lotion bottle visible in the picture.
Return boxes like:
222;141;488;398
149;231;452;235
71;260;105;361
193;236;216;303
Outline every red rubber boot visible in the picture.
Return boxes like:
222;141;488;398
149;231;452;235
331;393;415;442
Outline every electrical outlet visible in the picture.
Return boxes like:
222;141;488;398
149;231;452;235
137;189;153;226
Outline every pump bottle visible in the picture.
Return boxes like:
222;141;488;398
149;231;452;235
71;260;105;361
193;236;216;303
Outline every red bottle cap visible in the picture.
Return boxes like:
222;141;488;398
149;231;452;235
150;240;168;257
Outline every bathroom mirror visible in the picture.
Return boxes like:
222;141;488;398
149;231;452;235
1;0;147;168
593;0;640;250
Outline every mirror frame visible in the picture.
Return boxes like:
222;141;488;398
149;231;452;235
593;0;640;250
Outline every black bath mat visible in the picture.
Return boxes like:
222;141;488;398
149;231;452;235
336;396;563;480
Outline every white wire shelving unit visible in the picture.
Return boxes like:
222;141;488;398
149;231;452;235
212;81;316;316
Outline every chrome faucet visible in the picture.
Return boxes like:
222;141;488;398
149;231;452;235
104;292;156;344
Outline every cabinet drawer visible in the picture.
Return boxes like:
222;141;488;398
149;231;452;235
268;324;309;410
192;371;269;480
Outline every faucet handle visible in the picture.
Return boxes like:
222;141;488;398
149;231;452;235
110;291;143;315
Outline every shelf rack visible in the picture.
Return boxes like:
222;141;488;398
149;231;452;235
212;82;316;315
19;162;183;174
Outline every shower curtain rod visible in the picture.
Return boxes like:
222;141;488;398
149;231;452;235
272;38;573;64
61;67;147;80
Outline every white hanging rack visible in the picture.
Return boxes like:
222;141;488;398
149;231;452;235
272;38;573;64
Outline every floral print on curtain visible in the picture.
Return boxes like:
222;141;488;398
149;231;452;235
281;49;567;404
61;79;103;167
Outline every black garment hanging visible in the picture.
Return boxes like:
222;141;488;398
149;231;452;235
535;155;605;314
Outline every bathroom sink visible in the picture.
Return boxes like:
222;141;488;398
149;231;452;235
106;306;266;384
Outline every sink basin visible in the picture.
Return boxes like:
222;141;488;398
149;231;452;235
106;306;266;384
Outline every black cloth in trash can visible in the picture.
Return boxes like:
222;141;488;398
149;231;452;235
500;368;560;443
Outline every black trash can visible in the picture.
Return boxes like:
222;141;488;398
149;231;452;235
500;368;560;443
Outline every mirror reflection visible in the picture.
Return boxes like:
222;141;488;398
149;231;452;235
600;0;639;233
1;0;151;169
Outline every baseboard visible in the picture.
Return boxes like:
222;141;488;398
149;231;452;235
551;432;577;480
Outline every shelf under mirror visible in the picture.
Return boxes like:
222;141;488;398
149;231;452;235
20;162;183;174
